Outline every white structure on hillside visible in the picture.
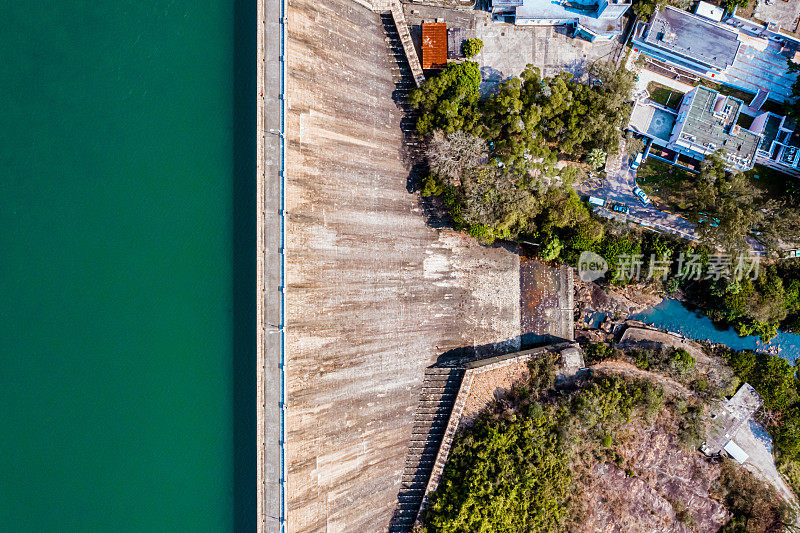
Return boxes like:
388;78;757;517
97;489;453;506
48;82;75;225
492;0;631;41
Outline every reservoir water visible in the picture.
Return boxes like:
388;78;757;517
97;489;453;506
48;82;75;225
631;298;800;362
0;2;254;531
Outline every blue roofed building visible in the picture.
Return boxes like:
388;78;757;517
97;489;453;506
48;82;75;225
750;111;800;175
492;0;631;41
629;85;762;171
632;6;800;103
629;82;800;175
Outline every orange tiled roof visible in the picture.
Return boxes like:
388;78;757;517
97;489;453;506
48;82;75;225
422;22;447;70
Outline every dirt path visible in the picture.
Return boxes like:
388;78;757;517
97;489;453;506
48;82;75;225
590;360;694;398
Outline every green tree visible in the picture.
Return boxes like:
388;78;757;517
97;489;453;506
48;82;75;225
586;148;607;169
670;348;695;376
721;0;750;13
625;132;646;159
690;151;763;253
786;60;800;120
461;38;483;58
584;342;613;364
541;235;563;261
423;416;572;533
633;0;667;19
410;61;481;135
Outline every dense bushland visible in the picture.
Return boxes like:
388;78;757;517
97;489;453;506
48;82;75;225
422;347;792;532
422;369;665;532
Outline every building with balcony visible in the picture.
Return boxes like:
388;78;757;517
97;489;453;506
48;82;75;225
629;85;761;171
492;0;631;41
630;83;800;175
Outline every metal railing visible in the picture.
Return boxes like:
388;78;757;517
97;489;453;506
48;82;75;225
279;0;287;528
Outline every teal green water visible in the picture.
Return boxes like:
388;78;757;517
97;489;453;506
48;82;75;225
1;2;237;531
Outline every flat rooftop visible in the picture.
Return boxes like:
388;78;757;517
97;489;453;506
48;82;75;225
628;102;677;142
644;7;740;70
726;38;798;102
515;0;626;35
680;86;759;162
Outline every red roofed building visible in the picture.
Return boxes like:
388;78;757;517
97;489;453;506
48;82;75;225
421;22;447;70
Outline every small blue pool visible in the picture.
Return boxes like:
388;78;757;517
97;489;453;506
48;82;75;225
647;108;677;141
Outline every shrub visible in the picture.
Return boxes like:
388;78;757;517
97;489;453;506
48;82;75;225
528;353;558;392
666;276;680;294
678;404;706;450
632;349;650;370
420;174;445;197
584;342;613;364
714;459;792;532
462;38;483;58
670;348;695;376
540;235;563;261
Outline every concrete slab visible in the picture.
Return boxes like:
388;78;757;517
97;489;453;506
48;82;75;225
520;258;574;343
258;0;284;530
474;15;620;90
754;0;800;35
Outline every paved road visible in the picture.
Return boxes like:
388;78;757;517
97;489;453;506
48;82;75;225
580;151;769;253
579;152;699;242
258;0;284;529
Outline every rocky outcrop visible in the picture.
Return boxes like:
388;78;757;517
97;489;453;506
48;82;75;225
574;278;662;319
577;413;728;532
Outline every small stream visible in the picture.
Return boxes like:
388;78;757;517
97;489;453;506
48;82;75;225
630;298;800;363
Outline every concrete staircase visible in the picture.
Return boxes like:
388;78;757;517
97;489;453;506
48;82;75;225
388;0;425;87
381;13;419;127
380;12;426;186
389;366;465;532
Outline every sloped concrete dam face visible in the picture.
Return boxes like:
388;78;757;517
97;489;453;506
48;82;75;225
284;0;521;530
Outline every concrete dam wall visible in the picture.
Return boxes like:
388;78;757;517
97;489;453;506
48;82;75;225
276;0;574;530
283;0;522;530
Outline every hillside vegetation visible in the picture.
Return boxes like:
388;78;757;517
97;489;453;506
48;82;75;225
422;347;794;533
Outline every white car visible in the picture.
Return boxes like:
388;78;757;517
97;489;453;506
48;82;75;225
633;186;651;204
630;153;643;170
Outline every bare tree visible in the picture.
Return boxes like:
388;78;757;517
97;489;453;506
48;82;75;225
426;129;488;187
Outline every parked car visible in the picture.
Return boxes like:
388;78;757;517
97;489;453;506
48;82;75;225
612;203;629;214
633;186;651;204
630;152;643;170
588;196;605;207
